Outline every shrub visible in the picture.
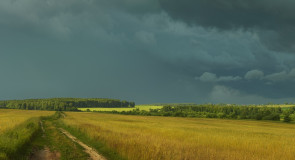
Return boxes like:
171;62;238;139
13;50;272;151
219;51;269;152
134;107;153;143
262;113;280;121
283;114;291;122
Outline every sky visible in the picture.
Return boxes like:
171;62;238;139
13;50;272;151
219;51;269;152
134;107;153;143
1;0;295;104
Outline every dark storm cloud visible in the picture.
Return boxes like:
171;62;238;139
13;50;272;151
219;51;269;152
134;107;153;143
0;0;202;103
159;0;295;29
159;0;295;52
1;0;295;104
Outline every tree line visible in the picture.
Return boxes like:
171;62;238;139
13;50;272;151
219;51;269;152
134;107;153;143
98;104;295;122
0;98;135;111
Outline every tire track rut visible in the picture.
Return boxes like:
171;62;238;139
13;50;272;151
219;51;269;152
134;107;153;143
59;128;106;160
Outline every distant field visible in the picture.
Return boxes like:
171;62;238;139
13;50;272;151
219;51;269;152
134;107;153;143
78;105;163;112
263;104;295;108
78;104;295;112
63;112;295;160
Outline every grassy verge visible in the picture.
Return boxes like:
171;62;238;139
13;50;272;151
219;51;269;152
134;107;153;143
0;112;91;160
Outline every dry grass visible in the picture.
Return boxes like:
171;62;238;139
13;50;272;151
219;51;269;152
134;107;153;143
63;112;295;160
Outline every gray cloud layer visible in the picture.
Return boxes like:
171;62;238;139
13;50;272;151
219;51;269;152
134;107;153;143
1;0;295;104
197;69;295;83
245;70;264;80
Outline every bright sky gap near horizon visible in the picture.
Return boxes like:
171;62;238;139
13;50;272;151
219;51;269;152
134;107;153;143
1;0;295;104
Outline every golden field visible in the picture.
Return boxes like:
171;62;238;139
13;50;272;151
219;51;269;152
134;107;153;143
63;112;295;160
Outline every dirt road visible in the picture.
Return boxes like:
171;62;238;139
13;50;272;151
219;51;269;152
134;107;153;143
30;118;94;160
59;128;106;160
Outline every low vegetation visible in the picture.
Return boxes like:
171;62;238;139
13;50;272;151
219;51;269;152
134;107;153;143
62;112;295;160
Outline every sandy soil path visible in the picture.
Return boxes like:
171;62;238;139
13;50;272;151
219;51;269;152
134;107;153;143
30;121;61;160
31;147;61;160
59;128;107;160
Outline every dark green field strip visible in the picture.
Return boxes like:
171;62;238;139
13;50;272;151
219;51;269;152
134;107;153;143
0;118;40;160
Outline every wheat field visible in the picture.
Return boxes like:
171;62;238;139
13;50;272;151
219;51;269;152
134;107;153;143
63;112;295;160
0;109;53;132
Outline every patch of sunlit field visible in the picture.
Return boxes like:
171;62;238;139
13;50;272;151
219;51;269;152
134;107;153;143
78;105;163;112
263;104;295;108
0;109;53;133
63;112;295;160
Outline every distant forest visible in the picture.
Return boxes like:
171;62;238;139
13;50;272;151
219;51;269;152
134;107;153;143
0;98;135;111
105;104;295;122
